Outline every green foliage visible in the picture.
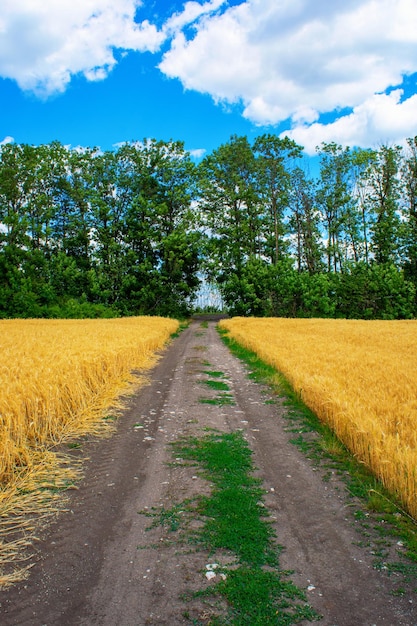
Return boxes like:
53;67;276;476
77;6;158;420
203;370;225;378
368;145;402;265
45;299;119;319
1;135;417;319
209;567;319;625
220;257;271;316
0;140;200;318
297;272;336;317
218;255;415;320
335;262;415;319
171;431;319;624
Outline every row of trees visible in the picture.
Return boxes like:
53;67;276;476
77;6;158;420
1;135;416;319
200;135;417;318
0;140;199;317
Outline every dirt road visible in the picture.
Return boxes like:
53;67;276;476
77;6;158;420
1;321;416;625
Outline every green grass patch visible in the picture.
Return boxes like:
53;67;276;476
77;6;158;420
143;499;196;533
199;394;235;407
199;567;319;626
203;370;225;378
218;326;417;583
202;380;230;392
67;442;82;449
102;414;117;422
171;320;190;338
174;432;276;566
171;430;319;625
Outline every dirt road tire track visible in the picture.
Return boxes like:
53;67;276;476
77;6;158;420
0;321;415;625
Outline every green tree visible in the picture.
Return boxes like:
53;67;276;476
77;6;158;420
199;135;261;271
117;140;200;316
316;142;355;272
401;137;417;291
87;150;126;306
368;144;402;265
288;167;323;274
0;143;44;315
51;146;96;295
350;148;377;266
253;134;302;264
335;262;415;319
198;135;263;306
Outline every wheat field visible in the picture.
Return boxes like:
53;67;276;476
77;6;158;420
0;316;178;585
0;316;178;487
219;317;417;519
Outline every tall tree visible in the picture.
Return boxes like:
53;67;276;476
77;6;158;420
116;140;200;316
288;167;323;274
350;148;377;266
87;150;127;306
253;134;302;264
368;144;402;265
401;137;417;287
316;142;353;272
198;135;261;278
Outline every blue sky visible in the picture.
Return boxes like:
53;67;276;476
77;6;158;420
1;0;417;158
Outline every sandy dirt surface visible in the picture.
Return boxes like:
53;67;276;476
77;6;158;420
1;321;416;625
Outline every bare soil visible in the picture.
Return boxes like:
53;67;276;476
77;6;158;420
1;321;416;625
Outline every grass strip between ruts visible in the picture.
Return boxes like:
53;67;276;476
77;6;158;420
168;430;320;625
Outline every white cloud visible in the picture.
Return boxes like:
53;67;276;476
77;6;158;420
163;0;226;35
189;148;206;159
0;0;227;97
0;136;14;145
0;0;163;95
2;0;417;151
285;90;417;155
159;0;417;148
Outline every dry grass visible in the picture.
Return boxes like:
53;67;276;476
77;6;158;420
0;316;178;586
219;317;417;519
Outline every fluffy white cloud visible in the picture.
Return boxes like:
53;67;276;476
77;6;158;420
0;0;228;96
283;89;417;154
0;0;163;94
0;136;14;145
163;0;225;35
285;91;417;154
159;0;417;148
2;0;417;150
188;147;206;159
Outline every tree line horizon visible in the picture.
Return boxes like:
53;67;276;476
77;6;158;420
1;134;416;319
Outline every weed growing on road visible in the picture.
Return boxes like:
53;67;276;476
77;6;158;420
171;320;190;338
143;500;196;533
171;430;320;625
174;431;276;565
202;371;225;378
199;396;235;407
202;380;230;392
199;370;235;407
